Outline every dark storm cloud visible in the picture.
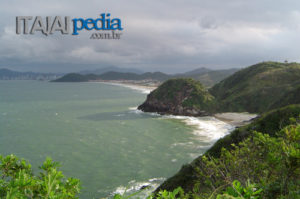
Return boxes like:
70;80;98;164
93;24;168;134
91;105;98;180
0;0;300;73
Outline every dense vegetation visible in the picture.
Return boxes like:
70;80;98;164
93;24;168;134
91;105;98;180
3;114;299;198
118;123;299;199
138;78;215;116
179;69;239;88
155;105;300;198
207;104;300;157
52;72;169;82
0;155;80;198
139;62;300;115
52;73;99;82
5;61;300;198
137;62;300;198
151;78;213;108
98;72;169;81
210;62;300;113
269;85;300;110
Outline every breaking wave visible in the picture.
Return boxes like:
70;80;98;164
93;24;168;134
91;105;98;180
110;178;166;199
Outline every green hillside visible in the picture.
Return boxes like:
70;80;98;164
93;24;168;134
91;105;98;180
52;69;240;87
136;62;300;198
98;71;170;81
52;71;170;82
183;68;239;87
207;104;300;157
138;62;300;116
52;73;99;82
210;62;300;113
270;85;300;110
156;104;300;197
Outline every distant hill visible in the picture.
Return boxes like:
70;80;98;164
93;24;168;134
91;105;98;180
53;68;240;87
79;66;144;75
0;68;59;80
51;73;99;82
98;71;170;81
178;68;239;87
53;71;170;82
180;67;212;76
98;71;141;80
210;62;300;113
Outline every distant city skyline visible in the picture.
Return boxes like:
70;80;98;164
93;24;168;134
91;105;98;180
1;0;300;73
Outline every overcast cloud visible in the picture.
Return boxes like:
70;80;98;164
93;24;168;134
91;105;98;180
0;0;300;73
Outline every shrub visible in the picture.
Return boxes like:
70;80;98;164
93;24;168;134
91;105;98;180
0;155;80;199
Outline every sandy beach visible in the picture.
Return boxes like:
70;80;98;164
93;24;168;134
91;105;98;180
90;80;158;94
93;80;258;127
214;112;258;126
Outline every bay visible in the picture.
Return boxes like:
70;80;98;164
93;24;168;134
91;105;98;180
0;81;232;198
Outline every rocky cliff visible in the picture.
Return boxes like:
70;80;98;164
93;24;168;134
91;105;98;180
138;78;214;116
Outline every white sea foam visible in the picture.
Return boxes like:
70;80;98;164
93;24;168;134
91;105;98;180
171;142;194;148
128;107;234;142
111;177;166;198
214;112;257;126
148;177;165;182
161;115;234;142
128;107;160;116
128;107;143;115
99;82;154;94
117;84;153;94
128;106;138;111
120;108;236;198
189;152;202;159
114;113;125;117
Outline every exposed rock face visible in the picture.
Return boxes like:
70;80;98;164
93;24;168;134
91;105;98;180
138;97;209;116
138;78;214;116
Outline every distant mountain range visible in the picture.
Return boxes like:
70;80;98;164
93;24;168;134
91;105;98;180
1;66;240;87
78;66;144;75
54;67;239;87
0;68;60;80
174;68;239;86
179;67;212;76
0;66;144;81
98;71;170;81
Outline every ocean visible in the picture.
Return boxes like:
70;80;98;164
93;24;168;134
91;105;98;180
0;80;233;198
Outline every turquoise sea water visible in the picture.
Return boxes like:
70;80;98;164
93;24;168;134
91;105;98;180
0;81;232;198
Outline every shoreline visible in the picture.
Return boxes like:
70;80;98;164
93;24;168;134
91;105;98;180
214;112;258;127
100;82;259;198
96;80;258;127
89;80;158;94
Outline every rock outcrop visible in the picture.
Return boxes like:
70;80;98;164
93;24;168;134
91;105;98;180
138;78;214;116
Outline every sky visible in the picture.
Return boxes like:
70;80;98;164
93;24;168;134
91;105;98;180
0;0;300;73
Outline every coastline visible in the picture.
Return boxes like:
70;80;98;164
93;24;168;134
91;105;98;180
96;82;259;198
214;112;258;127
89;80;158;94
97;80;258;127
